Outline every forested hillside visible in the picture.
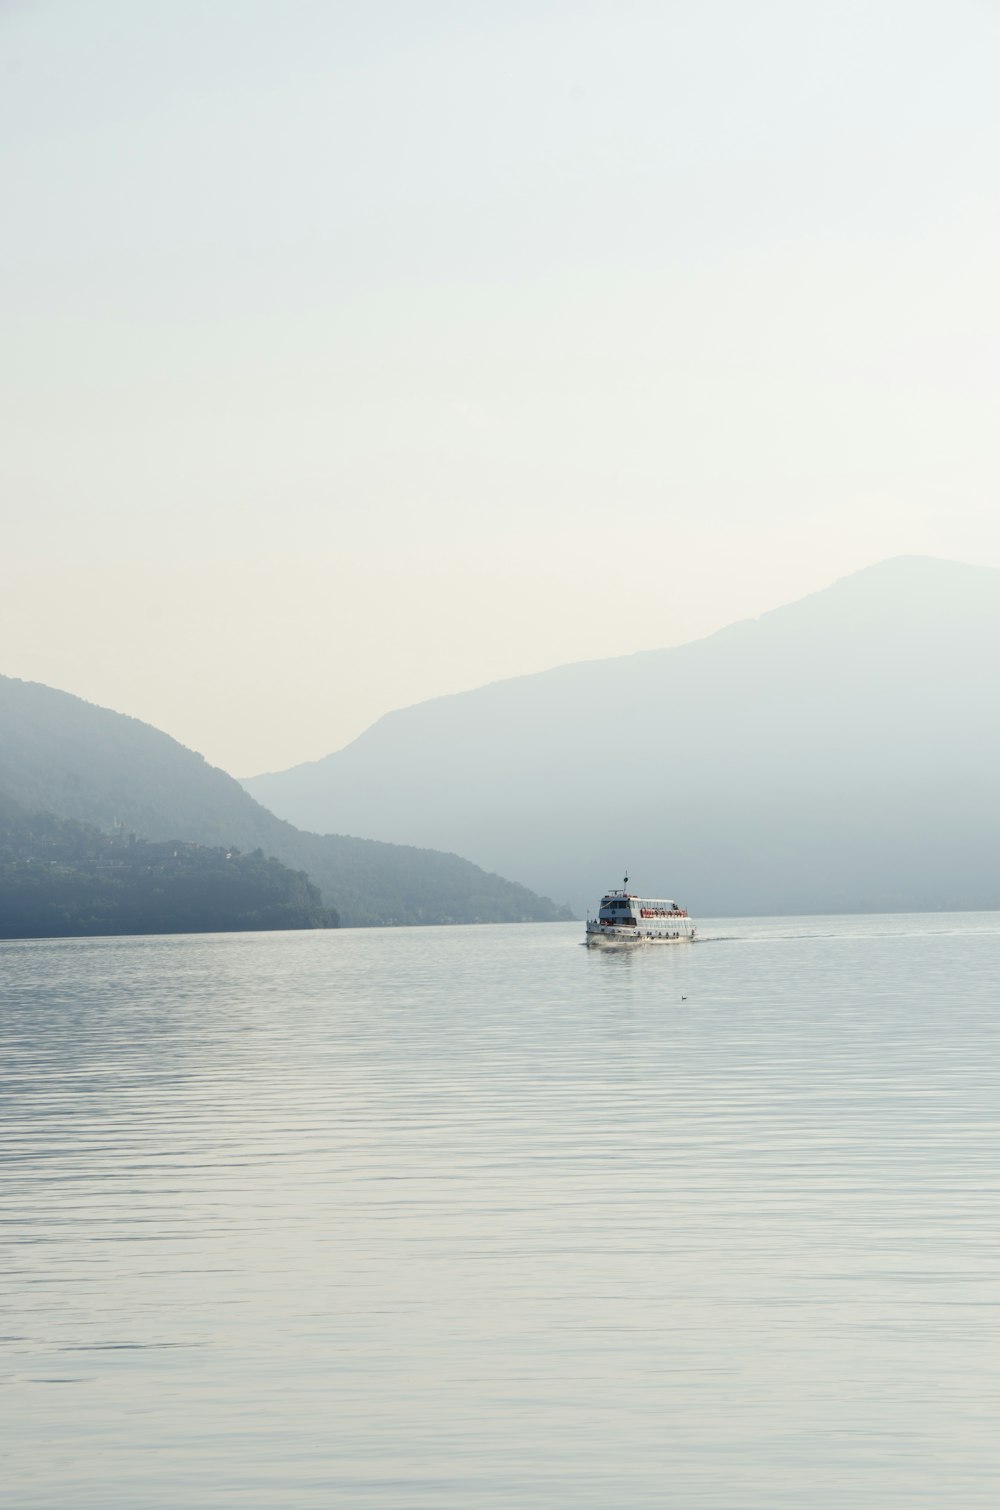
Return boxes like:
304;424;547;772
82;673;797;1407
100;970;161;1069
0;677;572;926
0;796;336;938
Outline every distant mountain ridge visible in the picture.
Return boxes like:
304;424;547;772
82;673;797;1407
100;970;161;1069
244;556;1000;915
0;676;572;927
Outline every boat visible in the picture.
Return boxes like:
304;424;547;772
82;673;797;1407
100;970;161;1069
585;876;696;946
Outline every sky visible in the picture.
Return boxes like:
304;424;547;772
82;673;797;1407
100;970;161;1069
4;0;1000;776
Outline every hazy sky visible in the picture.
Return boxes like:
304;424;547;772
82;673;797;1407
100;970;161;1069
4;0;1000;774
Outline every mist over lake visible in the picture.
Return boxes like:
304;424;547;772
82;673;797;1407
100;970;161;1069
7;1;1000;1502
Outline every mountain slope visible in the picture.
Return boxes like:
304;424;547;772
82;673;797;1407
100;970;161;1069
0;677;571;926
244;557;1000;915
0;793;337;937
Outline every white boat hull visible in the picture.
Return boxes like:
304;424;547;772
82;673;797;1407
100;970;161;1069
585;924;695;947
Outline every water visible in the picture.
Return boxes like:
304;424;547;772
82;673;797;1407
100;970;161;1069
4;914;1000;1507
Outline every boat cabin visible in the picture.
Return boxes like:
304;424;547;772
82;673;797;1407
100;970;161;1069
595;888;688;928
598;892;639;926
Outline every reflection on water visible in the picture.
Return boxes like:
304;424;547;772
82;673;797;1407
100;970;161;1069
4;916;1000;1507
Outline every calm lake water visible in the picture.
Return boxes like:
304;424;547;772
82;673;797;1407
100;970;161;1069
4;914;1000;1507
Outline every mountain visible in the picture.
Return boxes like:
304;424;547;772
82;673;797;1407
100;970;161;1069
0;677;572;926
244;557;1000;916
0;794;336;937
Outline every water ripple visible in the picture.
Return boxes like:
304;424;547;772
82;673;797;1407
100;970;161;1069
4;916;1000;1506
